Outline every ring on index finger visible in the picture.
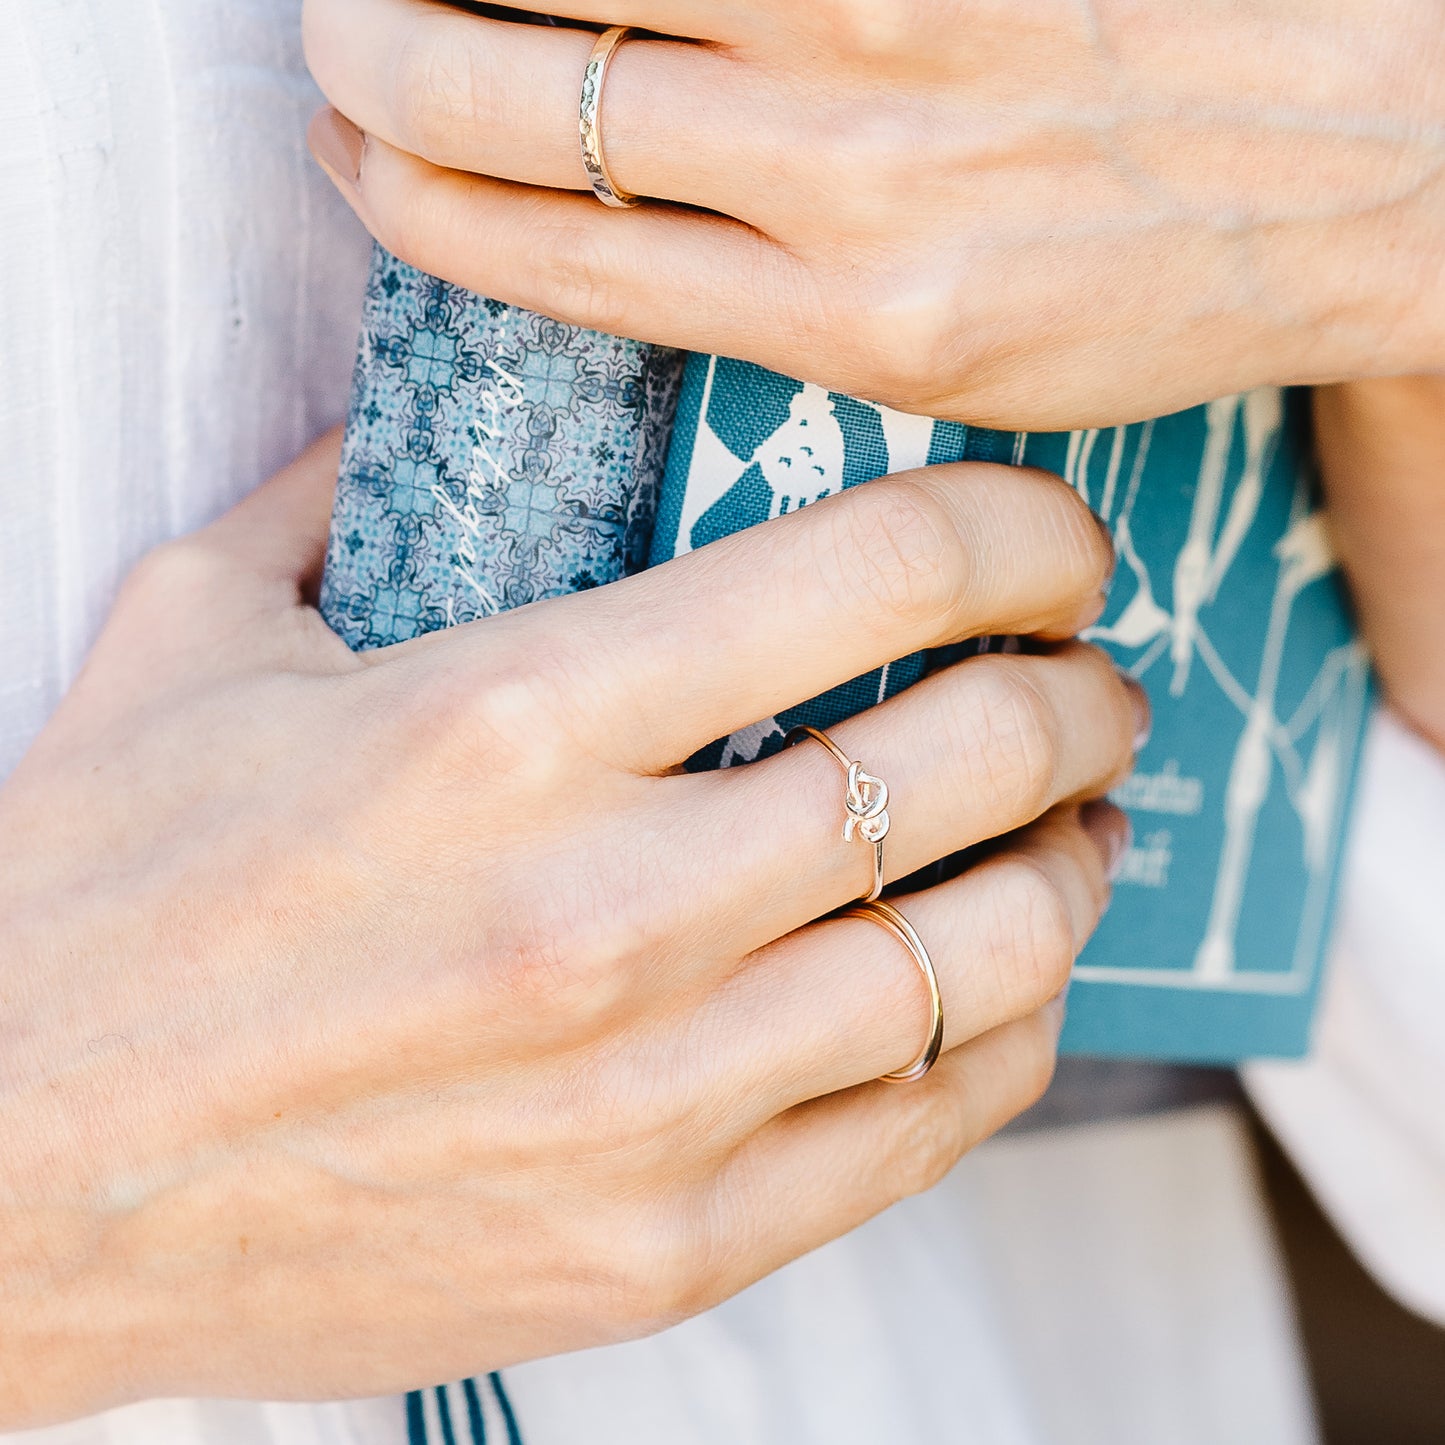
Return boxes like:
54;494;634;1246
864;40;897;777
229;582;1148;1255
786;724;891;903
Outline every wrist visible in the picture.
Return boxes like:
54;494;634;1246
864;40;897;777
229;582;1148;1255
1287;16;1445;381
1179;3;1445;386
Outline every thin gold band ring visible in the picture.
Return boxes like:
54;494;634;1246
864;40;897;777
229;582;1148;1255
841;900;945;1084
579;26;640;208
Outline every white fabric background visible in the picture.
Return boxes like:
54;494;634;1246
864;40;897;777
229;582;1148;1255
1;2;1441;1442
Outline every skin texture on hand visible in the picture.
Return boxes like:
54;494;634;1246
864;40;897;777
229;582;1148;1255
1315;376;1445;754
0;433;1139;1428
304;0;1445;428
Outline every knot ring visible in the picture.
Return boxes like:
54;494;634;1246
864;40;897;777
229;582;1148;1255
786;724;890;903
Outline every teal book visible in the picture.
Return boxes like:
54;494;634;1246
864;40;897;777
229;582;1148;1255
651;359;1374;1063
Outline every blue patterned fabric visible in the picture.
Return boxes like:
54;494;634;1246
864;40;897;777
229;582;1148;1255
318;250;682;1445
320;245;680;642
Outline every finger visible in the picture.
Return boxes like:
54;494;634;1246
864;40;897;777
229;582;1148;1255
308;114;811;364
305;0;757;209
391;464;1114;774
455;461;1112;774
103;430;349;685
679;804;1120;1135
196;427;345;598
701;1006;1064;1306
387;463;1114;772
680;644;1146;947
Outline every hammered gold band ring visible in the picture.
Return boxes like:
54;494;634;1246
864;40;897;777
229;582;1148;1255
785;724;890;903
579;26;639;208
841;901;945;1084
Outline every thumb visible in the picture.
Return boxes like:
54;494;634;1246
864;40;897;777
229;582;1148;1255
198;427;345;601
54;430;350;727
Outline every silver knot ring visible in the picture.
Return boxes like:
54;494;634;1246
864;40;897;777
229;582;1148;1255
786;725;891;903
579;26;640;208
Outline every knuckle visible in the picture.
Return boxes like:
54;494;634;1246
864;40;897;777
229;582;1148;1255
405;655;568;786
491;899;645;1039
888;1095;966;1198
968;663;1061;820
827;479;960;632
564;1038;697;1160
986;856;1078;1014
528;219;630;335
605;1209;714;1331
821;0;927;62
842;281;961;412
810;101;923;212
392;20;486;165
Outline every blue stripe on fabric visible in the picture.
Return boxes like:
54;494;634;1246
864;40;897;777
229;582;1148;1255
435;1386;458;1445
927;419;969;466
463;1377;488;1445
489;1374;524;1445
406;1391;427;1445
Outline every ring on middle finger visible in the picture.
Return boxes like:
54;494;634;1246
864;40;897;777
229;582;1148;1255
579;25;640;208
785;725;890;903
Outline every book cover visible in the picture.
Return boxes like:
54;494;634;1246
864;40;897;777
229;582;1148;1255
320;246;681;645
652;356;1374;1061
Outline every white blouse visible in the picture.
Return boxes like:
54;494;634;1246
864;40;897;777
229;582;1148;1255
2;3;1440;1443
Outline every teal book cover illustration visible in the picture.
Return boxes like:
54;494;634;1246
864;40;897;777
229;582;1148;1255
651;357;1373;1062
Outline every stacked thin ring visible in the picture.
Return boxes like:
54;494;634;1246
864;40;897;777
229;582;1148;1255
787;725;943;1083
842;901;945;1084
579;26;639;208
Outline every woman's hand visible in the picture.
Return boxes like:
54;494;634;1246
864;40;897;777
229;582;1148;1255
0;433;1139;1427
302;0;1445;429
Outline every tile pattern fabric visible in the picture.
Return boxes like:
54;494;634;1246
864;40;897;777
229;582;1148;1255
318;246;687;1445
320;245;681;646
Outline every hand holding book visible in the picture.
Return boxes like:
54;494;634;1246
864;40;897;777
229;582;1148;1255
305;0;1445;427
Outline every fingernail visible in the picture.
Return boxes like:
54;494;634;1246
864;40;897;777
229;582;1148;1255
308;107;365;189
1074;588;1109;634
1091;509;1118;591
1080;799;1132;881
1121;673;1152;753
1043;991;1069;1044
